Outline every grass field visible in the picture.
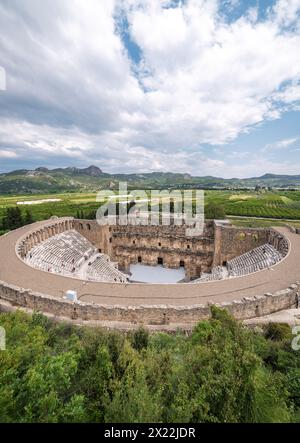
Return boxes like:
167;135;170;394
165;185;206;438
1;189;300;227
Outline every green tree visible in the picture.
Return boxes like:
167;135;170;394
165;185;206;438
1;207;23;230
132;327;149;352
24;209;34;225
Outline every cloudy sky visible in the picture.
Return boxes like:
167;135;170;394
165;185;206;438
0;0;300;177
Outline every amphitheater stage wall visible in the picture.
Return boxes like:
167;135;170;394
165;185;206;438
0;279;298;328
74;220;216;279
113;245;213;280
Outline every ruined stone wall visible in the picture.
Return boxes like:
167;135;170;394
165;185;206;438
213;224;269;266
0;279;298;327
268;229;289;256
73;220;114;257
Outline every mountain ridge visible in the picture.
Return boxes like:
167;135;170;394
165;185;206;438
0;165;299;194
1;165;300;181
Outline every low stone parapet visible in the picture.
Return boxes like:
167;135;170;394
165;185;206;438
0;278;298;328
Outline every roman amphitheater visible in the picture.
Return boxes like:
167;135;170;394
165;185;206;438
0;216;300;331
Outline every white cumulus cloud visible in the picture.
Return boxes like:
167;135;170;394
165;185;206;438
0;0;299;176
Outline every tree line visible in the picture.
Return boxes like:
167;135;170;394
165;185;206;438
0;307;299;423
0;207;34;232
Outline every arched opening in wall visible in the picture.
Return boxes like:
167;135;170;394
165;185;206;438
158;242;161;246
98;248;102;253
133;240;136;245
187;244;190;249
223;261;227;267
79;223;83;230
138;256;142;263
157;257;163;265
109;237;112;243
180;260;185;268
86;224;91;231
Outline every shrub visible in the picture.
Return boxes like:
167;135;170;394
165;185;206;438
264;323;291;341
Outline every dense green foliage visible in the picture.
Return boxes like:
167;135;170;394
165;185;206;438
0;207;34;231
0;308;299;423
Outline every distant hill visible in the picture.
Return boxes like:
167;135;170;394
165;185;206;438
258;173;300;180
0;166;299;194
